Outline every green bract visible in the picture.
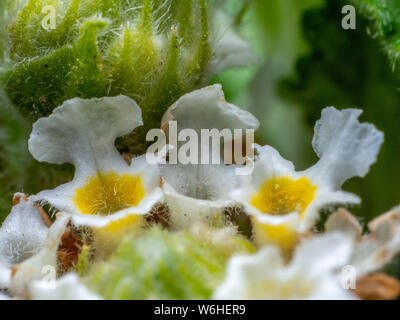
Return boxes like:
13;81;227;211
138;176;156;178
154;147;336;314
85;227;254;300
0;0;234;154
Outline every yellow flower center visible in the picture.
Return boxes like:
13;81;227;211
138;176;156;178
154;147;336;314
250;176;317;217
74;172;145;216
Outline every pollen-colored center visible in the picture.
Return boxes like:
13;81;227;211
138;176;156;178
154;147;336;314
250;176;317;217
74;172;145;216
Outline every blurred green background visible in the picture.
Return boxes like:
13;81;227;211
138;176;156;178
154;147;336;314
1;0;399;226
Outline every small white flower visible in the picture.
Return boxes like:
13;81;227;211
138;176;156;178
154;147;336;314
161;164;241;229
30;273;102;300
214;232;356;300
231;107;384;252
326;207;400;277
0;194;50;290
160;85;259;229
29;96;162;235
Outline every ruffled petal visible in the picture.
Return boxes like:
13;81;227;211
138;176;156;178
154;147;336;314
213;246;284;300
28;96;162;232
214;232;355;300
0;194;49;268
29;96;143;211
0;265;11;290
293;232;353;273
305;107;384;189
161;84;259;136
29;96;142;172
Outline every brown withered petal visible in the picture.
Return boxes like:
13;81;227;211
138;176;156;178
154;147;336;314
353;273;400;300
325;208;362;239
57;227;83;275
145;203;170;228
325;207;400;276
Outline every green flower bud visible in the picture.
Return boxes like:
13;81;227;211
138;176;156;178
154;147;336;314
85;226;254;300
0;0;252;154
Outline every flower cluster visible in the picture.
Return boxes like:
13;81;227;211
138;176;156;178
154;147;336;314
0;79;399;300
0;0;399;301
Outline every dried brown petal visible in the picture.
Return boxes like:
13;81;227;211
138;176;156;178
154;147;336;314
57;227;83;274
353;273;400;300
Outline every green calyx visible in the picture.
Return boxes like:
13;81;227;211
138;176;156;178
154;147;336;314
1;0;216;155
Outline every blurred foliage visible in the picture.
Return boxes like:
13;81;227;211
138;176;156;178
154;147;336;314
280;0;400;223
86;227;254;299
353;0;400;73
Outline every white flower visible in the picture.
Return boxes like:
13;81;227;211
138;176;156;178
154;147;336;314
29;96;162;235
160;85;259;229
161;164;241;229
0;194;51;290
326;207;400;277
30;273;102;300
231;107;383;252
214;232;355;300
9;213;70;298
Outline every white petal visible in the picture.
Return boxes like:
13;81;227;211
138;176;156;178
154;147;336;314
161;164;237;229
213;247;284;300
0;264;11;290
29;96;161;222
293;232;353;273
214;233;354;300
161;84;259;136
29;96;143;212
0;194;49;268
305;107;383;189
9;214;70;298
29;96;142;172
30;273;102;300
